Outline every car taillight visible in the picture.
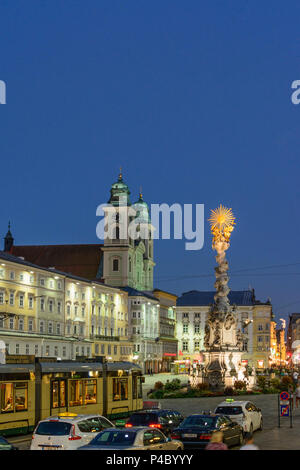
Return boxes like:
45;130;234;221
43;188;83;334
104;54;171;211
149;423;162;429
31;435;34;440
171;434;180;440
125;423;133;428
68;425;82;441
199;434;211;440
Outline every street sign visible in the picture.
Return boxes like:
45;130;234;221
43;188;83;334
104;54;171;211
280;391;290;401
280;404;290;417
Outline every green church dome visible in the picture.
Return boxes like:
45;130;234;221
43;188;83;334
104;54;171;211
108;170;131;206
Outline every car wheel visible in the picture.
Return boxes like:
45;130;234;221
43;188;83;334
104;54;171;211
249;423;253;433
239;433;244;446
258;419;263;431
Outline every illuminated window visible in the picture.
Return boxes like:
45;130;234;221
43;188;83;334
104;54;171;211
0;382;28;414
113;378;128;401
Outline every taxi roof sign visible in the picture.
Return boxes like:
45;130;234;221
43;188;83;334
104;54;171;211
225;398;234;402
57;412;78;418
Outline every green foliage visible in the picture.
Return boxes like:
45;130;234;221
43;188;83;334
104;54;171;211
154;381;164;390
196;382;209;391
164;379;181;392
270;378;281;390
257;376;267;390
234;380;247;391
224;386;235;396
151;390;164;399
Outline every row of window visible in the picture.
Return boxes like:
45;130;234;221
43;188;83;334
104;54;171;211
0;269;63;290
4;343;71;357
0;317;63;335
94;343;132;356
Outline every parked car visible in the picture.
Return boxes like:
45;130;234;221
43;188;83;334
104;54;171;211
171;413;244;449
0;436;18;450
78;427;184;450
125;409;184;436
30;413;115;450
214;400;263;433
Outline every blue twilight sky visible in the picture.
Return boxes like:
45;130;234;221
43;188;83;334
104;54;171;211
0;0;300;323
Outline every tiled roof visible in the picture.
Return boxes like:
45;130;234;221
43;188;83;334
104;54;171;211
176;290;256;307
0;251;120;292
11;244;103;280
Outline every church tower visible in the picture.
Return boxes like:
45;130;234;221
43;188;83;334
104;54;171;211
102;172;155;290
4;222;14;252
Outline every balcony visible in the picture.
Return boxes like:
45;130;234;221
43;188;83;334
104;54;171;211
94;335;120;342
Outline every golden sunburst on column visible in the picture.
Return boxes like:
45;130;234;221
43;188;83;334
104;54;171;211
208;204;235;230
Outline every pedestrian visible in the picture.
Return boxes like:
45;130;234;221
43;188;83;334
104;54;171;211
240;432;259;450
293;370;299;385
205;432;228;450
148;368;150;375
295;383;300;408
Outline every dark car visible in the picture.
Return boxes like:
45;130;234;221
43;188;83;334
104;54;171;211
125;410;184;436
0;436;18;450
171;413;243;449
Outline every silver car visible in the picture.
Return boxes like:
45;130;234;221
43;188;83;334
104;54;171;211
78;427;184;450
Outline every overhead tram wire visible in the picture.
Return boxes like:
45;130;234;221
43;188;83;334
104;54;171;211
155;261;300;282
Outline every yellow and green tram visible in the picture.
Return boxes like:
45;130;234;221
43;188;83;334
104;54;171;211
0;359;144;437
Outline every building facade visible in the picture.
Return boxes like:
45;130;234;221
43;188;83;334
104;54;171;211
0;251;133;362
176;289;273;372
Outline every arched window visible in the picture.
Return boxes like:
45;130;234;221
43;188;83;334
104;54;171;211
113;259;119;272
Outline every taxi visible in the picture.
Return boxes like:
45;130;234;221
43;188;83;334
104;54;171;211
30;413;115;450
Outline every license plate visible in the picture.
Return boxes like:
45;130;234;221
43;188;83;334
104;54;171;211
40;446;59;450
183;433;197;438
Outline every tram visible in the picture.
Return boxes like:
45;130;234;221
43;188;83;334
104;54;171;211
0;358;144;436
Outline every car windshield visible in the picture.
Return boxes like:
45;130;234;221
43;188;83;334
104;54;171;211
215;406;243;415
35;421;72;436
90;430;137;446
0;437;11;449
128;413;158;425
179;416;217;429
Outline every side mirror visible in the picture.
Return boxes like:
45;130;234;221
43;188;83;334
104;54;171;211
166;437;172;442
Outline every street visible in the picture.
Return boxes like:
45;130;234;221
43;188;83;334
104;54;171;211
6;373;300;450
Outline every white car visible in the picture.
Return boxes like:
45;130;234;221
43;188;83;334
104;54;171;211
214;400;263;434
30;413;115;450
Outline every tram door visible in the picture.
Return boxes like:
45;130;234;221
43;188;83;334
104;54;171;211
50;380;68;415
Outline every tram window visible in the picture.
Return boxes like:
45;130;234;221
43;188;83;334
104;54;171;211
52;381;59;408
0;383;14;413
113;378;128;401
132;376;142;400
138;377;142;399
15;383;28;412
84;380;97;404
69;380;83;407
51;381;66;409
60;381;66;407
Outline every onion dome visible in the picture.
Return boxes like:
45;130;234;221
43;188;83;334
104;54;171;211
108;169;131;206
133;190;150;223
